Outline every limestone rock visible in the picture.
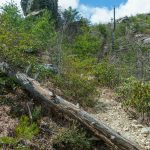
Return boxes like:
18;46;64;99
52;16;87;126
141;127;150;134
39;64;58;74
21;0;59;19
144;38;150;44
132;124;143;129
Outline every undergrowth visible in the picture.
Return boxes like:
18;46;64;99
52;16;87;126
0;116;39;149
117;77;150;114
53;124;91;150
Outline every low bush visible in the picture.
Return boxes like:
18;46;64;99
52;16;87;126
16;116;39;140
117;77;150;114
54;74;97;107
0;116;39;149
0;73;19;94
32;106;42;121
73;27;102;57
0;2;37;67
0;3;56;68
53;125;91;150
116;77;137;98
94;60;120;88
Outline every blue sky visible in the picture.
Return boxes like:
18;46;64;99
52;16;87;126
0;0;150;23
80;0;127;9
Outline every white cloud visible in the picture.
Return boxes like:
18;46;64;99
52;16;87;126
80;0;150;24
58;0;79;10
90;8;113;24
79;5;113;24
116;0;150;18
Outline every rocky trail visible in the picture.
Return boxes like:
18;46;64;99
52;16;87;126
92;89;150;150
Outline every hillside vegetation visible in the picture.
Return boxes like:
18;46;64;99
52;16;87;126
0;1;150;150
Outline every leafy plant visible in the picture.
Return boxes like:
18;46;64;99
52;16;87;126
31;10;56;50
117;77;150;114
0;2;36;67
116;77;137;100
0;73;19;94
0;116;39;149
54;73;97;107
16;116;39;140
32;106;42;121
94;60;120;88
73;27;102;57
0;3;56;68
96;24;107;38
53;126;91;150
62;6;81;23
0;137;17;145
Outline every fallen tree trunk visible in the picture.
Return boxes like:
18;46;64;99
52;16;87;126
0;62;141;150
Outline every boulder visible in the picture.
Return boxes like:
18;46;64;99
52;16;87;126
144;38;150;44
134;34;144;38
39;64;58;74
21;0;59;19
141;127;150;134
117;16;129;23
26;10;44;17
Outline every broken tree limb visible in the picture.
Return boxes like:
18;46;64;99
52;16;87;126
0;62;141;150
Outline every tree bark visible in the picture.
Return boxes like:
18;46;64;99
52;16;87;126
0;62;141;150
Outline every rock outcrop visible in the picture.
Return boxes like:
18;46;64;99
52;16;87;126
21;0;59;19
144;37;150;44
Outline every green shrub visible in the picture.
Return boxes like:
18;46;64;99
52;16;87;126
0;2;22;28
96;24;107;38
0;75;17;88
54;74;97;107
50;56;97;107
117;77;150;114
62;56;97;75
53;126;91;150
31;10;56;50
73;27;102;57
0;137;17;145
0;3;56;67
16;116;39;140
0;73;19;94
32;106;42;121
94;60;120;88
0;116;39;149
62;6;81;23
116;77;137;100
0;2;36;67
115;23;126;37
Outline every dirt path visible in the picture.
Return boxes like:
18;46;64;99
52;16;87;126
92;89;150;150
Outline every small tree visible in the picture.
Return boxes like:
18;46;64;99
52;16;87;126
62;7;81;24
31;10;57;50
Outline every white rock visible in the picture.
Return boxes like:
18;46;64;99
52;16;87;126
145;142;150;146
132;120;138;124
134;34;143;38
123;127;129;131
143;134;148;137
145;146;150;150
144;38;150;44
141;139;146;143
104;118;108;121
141;127;150;134
136;124;143;128
132;124;143;129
